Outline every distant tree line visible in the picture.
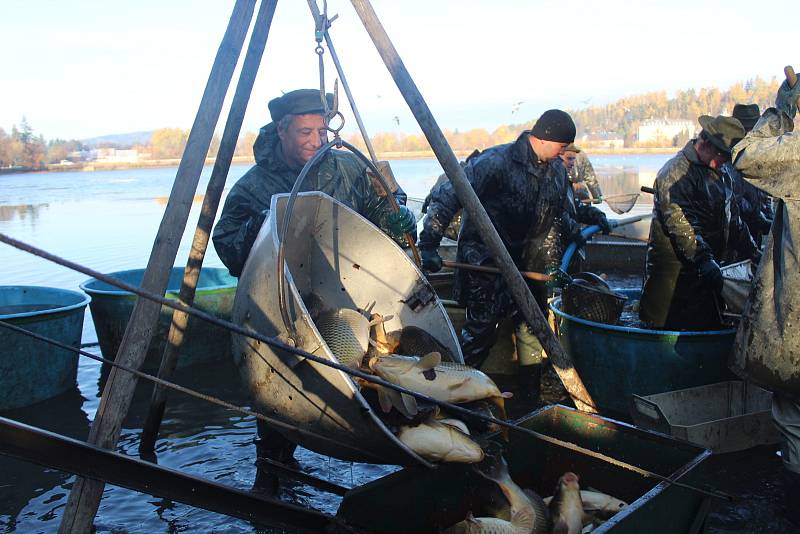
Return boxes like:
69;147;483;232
0;117;85;169
2;77;783;169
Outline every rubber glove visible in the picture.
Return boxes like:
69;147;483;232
697;258;723;294
545;266;572;289
382;206;417;241
420;247;443;273
776;79;800;119
596;213;612;234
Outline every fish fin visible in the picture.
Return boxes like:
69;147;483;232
377;387;393;413
400;393;418;416
417;351;441;369
510;507;535;532
490;396;508;421
446;377;470;390
552;519;569;534
501;391;513;399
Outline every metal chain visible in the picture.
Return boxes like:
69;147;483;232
313;0;344;142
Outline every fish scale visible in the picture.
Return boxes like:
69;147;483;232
315;308;369;368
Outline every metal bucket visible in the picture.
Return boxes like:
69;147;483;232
551;288;737;419
0;286;90;410
80;267;236;370
232;192;462;466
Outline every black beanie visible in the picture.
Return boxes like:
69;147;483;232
530;109;576;143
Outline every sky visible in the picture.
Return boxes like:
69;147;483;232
0;0;795;141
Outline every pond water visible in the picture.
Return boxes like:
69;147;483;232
2;153;786;533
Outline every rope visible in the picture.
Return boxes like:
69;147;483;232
0;319;374;462
0;232;732;501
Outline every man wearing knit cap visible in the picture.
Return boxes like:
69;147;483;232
213;88;415;278
212;88;414;478
419;109;596;403
640;114;759;330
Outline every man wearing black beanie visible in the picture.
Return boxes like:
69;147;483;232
419;109;607;404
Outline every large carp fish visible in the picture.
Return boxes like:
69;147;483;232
397;416;484;463
368;351;512;419
442;510;535;534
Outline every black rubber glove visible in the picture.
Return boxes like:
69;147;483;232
420;247;443;273
697;258;723;294
545;266;572;289
597;213;612;234
382;206;417;241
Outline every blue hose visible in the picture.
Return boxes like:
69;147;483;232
560;225;601;271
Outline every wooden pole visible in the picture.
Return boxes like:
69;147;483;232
139;0;278;455
348;0;597;413
442;261;551;282
58;1;257;531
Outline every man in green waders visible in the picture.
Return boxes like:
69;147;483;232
729;77;800;525
212;89;416;485
639;115;759;330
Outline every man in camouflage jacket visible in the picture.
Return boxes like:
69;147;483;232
640;115;758;330
213;89;414;277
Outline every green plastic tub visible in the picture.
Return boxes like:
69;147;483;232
80;267;236;370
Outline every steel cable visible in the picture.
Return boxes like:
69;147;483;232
0;232;732;501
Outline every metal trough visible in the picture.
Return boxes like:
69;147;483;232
0;286;90;410
232;192;462;466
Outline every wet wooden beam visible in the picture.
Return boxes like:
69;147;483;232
139;0;279;456
58;1;258;532
0;417;332;532
348;0;598;413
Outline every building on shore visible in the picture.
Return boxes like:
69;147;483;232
638;119;696;145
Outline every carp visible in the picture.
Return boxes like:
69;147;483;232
549;472;584;534
475;451;549;534
397;416;484;463
543;490;627;521
368;352;512;419
316;308;369;368
443;510;535;534
396;325;456;362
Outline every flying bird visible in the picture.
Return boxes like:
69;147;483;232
393;116;400;126
511;101;525;114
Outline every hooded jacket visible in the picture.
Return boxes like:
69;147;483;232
730;107;800;398
212;122;407;277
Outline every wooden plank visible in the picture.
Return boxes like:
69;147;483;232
139;0;279;455
58;1;257;532
348;0;597;413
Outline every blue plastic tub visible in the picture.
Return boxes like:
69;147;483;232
551;288;737;418
0;286;90;410
80;267;237;370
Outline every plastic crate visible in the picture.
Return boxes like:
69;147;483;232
630;381;780;454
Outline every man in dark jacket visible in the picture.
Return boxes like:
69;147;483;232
727;103;773;248
213;89;415;277
212;89;415;476
418;109;608;401
640;115;759;330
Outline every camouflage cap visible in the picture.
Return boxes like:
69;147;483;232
268;89;334;123
563;143;581;153
698;115;745;155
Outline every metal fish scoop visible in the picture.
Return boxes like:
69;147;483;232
316;308;369;368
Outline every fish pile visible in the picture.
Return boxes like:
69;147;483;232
311;303;511;464
443;450;628;534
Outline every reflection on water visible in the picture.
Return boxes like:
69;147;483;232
0;157;670;532
0;204;49;225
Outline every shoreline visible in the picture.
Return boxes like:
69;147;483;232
2;147;678;175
